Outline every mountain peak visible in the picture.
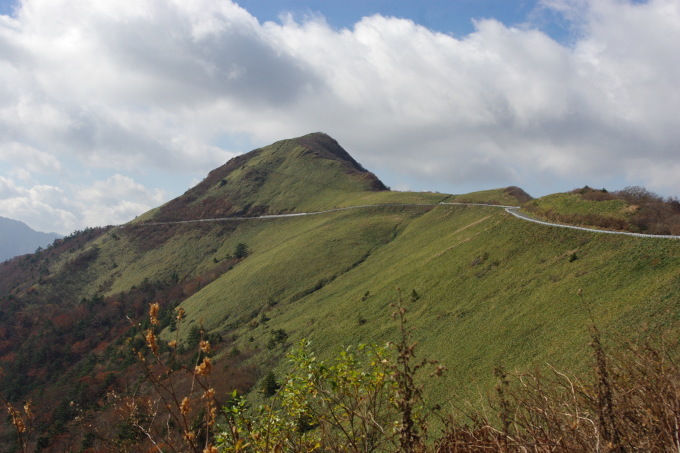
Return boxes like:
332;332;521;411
0;216;62;261
151;133;387;222
293;132;367;172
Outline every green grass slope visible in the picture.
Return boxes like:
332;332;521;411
43;136;679;400
526;192;631;219
162;202;679;402
1;133;677;433
523;190;633;227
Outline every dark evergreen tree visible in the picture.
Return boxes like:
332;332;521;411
234;243;249;259
262;371;280;397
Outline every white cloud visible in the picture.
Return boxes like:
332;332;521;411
74;174;167;228
76;174;164;205
0;176;76;233
0;173;166;234
627;159;680;196
0;0;679;233
249;1;680;194
0;141;61;173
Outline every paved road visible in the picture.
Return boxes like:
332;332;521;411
134;204;430;226
503;207;680;239
127;201;680;240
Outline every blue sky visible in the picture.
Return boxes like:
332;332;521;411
240;1;542;34
0;0;678;234
0;0;11;15
0;0;567;39
0;1;530;27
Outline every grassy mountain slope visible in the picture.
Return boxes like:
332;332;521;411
176;203;679;402
0;133;678;448
527;192;631;219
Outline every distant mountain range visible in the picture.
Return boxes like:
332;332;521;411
0;216;62;261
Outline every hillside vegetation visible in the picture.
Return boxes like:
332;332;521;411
0;133;678;451
523;185;680;234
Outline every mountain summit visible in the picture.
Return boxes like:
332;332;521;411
152;133;387;222
0;217;61;261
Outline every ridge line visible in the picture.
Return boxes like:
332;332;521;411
121;202;680;239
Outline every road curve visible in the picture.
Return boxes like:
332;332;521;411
504;207;680;239
124;202;680;240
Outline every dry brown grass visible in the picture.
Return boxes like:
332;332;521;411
436;332;680;452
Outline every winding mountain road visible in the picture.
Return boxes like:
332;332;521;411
129;202;680;240
502;206;680;239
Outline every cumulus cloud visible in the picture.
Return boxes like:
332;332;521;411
0;0;678;233
259;3;680;193
0;176;77;233
0;141;61;173
0;173;166;234
74;174;166;228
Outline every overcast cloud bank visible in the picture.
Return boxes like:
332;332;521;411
0;0;678;234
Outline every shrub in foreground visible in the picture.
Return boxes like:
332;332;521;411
1;298;678;452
